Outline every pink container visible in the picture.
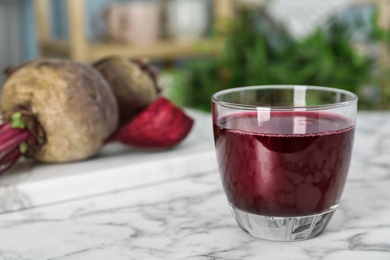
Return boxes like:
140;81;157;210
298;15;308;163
105;2;160;45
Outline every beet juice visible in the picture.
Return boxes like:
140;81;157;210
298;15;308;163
213;111;355;217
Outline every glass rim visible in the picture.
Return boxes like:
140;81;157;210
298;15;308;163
211;85;358;111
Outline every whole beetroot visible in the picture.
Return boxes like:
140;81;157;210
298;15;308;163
93;56;160;125
0;59;118;165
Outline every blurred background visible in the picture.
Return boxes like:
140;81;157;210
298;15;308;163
1;0;390;111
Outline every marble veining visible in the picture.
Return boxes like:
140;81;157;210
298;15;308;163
0;112;389;259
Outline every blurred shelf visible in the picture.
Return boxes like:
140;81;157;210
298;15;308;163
236;0;265;9
40;38;224;62
40;39;70;57
33;0;234;63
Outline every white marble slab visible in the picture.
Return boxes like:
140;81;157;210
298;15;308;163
0;112;389;259
0;161;389;259
0;110;217;214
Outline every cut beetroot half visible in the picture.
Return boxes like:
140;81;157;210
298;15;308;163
112;97;194;148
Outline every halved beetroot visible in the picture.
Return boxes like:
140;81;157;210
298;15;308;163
112;97;194;148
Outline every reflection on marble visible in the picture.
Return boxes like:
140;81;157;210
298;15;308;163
0;112;389;259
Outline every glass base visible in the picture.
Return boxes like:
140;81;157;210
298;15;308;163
230;205;336;241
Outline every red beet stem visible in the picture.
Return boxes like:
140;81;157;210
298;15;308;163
0;151;22;175
0;124;13;135
0;128;27;147
0;122;33;175
0;148;21;165
0;131;29;153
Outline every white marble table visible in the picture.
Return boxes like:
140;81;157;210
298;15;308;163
0;111;390;260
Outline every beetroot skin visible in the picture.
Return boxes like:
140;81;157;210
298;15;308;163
93;56;159;126
0;59;119;163
112;97;194;148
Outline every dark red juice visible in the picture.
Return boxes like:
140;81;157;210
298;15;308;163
213;111;355;217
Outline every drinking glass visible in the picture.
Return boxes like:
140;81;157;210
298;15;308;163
212;85;357;241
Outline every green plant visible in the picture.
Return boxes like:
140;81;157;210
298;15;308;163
180;8;385;111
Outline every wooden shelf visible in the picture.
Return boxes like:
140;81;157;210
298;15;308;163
236;0;264;9
40;39;70;57
41;38;224;62
89;39;224;60
33;0;234;63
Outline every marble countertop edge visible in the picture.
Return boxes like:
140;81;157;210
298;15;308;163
0;150;217;214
